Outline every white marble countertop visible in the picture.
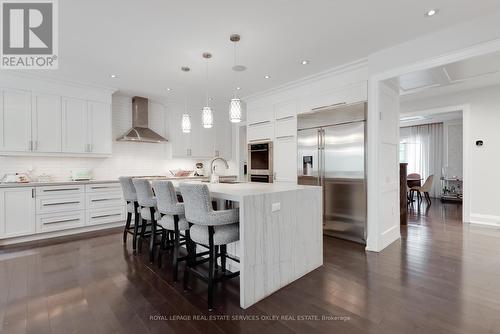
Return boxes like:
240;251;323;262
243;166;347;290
169;180;320;201
0;175;221;188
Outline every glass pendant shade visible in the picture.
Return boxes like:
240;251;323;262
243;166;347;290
229;98;242;123
202;106;213;128
181;114;191;133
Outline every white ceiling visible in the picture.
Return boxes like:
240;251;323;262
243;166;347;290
400;50;500;102
9;0;500;109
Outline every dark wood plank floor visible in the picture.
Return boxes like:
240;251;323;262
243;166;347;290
1;201;500;334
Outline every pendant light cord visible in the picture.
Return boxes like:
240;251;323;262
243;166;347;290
205;58;209;106
233;42;237;99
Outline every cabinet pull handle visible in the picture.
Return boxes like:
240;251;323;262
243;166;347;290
44;218;80;225
276;135;295;139
249;138;271;142
44;188;80;192
249;120;271;127
92;213;121;219
43;201;80;206
32;188;35;198
92;198;121;202
29;140;33;151
276;115;295;121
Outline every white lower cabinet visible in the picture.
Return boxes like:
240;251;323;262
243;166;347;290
0;182;125;242
0;187;36;238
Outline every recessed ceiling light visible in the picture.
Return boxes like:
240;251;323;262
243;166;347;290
110;74;118;78
425;9;438;17
236;87;241;90
264;75;271;79
301;60;310;65
166;88;172;91
208;97;213;101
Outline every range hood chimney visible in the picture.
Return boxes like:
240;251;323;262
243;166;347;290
116;96;168;143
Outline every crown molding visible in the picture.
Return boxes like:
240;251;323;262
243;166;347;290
244;57;368;102
0;71;117;93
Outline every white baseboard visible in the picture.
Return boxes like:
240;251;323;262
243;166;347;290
366;224;400;252
469;213;500;227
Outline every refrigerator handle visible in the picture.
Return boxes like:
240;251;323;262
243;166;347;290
321;129;326;185
317;129;321;186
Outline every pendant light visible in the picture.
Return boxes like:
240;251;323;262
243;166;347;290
229;34;244;123
202;52;214;129
181;66;191;133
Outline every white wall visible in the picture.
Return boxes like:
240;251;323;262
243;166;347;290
0;94;236;181
401;84;500;225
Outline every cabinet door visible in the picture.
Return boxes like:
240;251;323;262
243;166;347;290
274;135;297;183
62;98;88;153
88;101;112;154
192;122;215;158
0;188;36;239
1;89;32;152
170;111;192;157
32;93;62;152
214;112;232;159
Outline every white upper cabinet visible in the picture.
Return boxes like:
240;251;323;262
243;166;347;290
300;81;367;112
88;101;112;154
32;93;62;153
62;97;88;153
1;88;31;152
170;108;230;159
0;79;113;157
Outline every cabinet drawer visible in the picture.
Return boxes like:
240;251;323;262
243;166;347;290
275;117;297;138
87;191;124;210
36;194;85;214
36;211;85;233
85;183;121;193
36;185;84;196
247;121;274;142
87;207;125;226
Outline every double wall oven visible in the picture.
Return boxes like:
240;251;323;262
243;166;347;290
248;141;273;183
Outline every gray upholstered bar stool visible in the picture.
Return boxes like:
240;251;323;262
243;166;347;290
152;180;194;281
180;183;240;311
118;177;141;253
132;178;164;263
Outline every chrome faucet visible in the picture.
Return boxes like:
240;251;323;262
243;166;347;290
210;157;229;175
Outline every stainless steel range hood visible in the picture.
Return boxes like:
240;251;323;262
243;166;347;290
116;96;168;143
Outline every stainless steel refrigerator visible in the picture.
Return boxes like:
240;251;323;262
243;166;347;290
297;102;367;244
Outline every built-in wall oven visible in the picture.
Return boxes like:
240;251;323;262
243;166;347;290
248;141;273;183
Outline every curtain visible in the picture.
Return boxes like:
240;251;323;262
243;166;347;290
400;123;443;197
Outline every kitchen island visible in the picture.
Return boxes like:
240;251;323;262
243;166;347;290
170;181;323;309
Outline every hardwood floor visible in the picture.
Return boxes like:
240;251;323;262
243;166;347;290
1;201;500;333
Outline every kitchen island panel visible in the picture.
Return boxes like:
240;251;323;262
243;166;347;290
240;186;322;308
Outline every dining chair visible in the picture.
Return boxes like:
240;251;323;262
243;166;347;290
410;175;434;206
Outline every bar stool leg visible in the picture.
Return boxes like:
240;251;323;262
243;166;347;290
132;203;139;254
208;226;215;311
123;209;132;244
138;216;147;254
149;207;156;263
183;224;193;291
221;244;227;273
172;215;180;282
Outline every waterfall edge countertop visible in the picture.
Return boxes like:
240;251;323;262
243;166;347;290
166;179;324;309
